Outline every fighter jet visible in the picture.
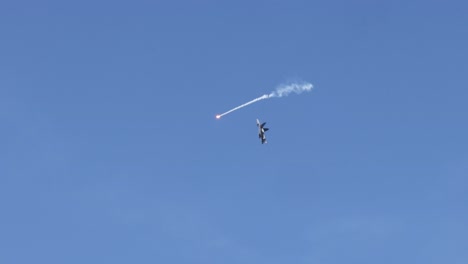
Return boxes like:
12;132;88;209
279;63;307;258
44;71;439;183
256;118;269;144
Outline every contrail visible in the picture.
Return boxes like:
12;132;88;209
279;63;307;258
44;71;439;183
216;81;313;119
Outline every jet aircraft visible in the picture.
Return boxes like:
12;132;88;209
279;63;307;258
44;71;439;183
256;118;269;144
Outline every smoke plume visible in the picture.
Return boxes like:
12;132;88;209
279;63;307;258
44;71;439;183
269;82;313;98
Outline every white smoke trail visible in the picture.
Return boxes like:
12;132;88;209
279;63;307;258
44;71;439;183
269;82;313;98
216;81;313;119
217;94;269;118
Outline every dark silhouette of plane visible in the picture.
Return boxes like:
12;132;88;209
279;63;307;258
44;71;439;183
256;118;269;144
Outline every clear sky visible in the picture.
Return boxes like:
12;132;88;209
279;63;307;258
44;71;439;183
1;1;467;263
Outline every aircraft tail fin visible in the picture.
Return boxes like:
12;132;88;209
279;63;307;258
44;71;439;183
263;128;269;132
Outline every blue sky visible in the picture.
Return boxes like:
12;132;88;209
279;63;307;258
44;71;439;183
1;0;467;263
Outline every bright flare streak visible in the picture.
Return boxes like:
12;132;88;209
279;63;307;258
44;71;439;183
217;94;269;118
216;115;221;119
